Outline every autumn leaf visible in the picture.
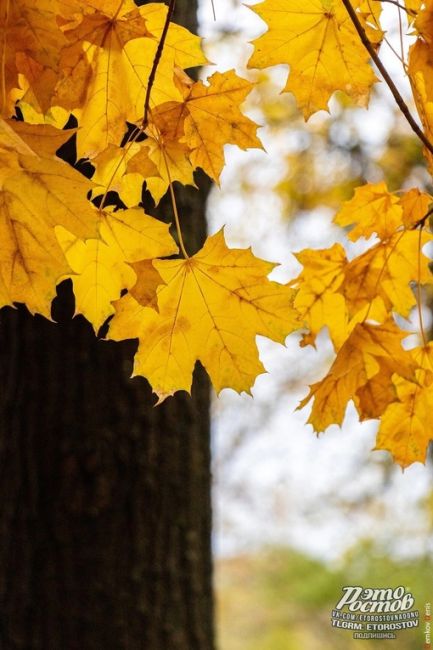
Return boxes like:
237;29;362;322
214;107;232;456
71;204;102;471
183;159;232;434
56;208;178;331
4;119;75;157
108;230;298;401
133;70;262;190
0;150;98;316
342;229;432;318
408;38;433;170
375;345;433;467
247;0;381;118
0;0;66;115
334;182;403;241
180;70;263;183
55;2;204;158
299;321;418;432
292;243;348;350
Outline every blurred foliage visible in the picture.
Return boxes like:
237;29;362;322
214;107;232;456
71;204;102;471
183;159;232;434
245;71;431;218
217;544;431;650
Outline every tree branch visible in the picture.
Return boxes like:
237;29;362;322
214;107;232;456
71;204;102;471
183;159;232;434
143;0;177;128
342;0;433;158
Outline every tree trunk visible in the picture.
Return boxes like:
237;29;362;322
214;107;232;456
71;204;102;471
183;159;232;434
0;2;214;648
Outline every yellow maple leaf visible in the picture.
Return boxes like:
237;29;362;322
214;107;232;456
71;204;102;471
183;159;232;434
91;143;151;208
0;150;99;316
334;182;403;241
408;38;433;170
127;102;195;204
299;321;417;432
54;2;204;158
56;208;178;331
108;230;298;400
124;70;262;192
343;229;432;318
292;243;349;349
180;70;262;182
375;345;433;467
247;0;381;119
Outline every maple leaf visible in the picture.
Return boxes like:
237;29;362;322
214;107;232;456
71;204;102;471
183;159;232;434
56;208;178;331
299;320;418;432
400;187;432;229
54;2;205;158
108;230;298;401
131;70;262;191
126;100;196;204
375;345;433;468
292;243;348;349
334;182;403;241
91;143;151;208
179;70;263;183
247;0;381;119
4;119;76;157
342;229;432;318
408;38;433;170
0;120;99;316
332;183;433;318
0;0;66;115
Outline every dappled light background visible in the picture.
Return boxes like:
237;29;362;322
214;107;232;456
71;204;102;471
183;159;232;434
197;1;433;648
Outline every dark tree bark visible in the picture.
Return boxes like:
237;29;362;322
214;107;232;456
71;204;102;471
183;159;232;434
0;2;214;649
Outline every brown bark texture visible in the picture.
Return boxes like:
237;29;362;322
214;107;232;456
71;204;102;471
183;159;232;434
0;1;214;648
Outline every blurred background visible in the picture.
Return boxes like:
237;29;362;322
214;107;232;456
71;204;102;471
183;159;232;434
196;0;433;648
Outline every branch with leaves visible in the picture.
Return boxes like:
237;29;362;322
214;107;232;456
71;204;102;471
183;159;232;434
1;0;433;468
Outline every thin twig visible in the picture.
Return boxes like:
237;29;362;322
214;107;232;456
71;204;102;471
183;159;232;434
371;0;416;15
342;0;433;158
143;0;177;129
412;204;433;230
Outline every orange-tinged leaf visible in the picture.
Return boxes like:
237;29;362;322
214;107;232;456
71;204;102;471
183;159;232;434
299;321;417;432
247;0;381;119
57;208;178;331
376;345;433;467
354;372;397;421
0;0;66;115
108;230;298;400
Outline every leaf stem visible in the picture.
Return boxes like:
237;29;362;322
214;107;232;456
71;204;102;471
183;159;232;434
161;145;189;258
342;0;433;158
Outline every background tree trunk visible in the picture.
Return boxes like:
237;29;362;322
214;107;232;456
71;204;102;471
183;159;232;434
0;1;214;648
